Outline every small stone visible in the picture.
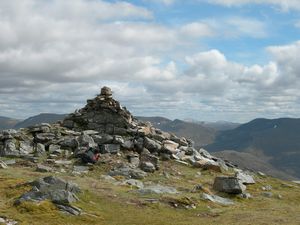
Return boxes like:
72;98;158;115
140;162;156;173
36;164;54;173
262;192;273;198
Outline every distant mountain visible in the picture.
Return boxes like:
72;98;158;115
212;150;296;180
199;121;240;131
0;116;20;130
14;113;67;129
206;118;300;179
137;116;216;147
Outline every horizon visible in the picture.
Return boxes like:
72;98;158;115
0;0;300;122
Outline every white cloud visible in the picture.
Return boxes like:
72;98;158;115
0;0;299;122
180;22;215;38
204;17;268;38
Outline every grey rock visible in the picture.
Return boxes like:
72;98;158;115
49;144;61;154
137;185;178;195
113;135;124;145
122;140;134;149
82;130;99;136
100;144;120;154
122;179;144;189
35;143;46;157
59;136;79;149
213;176;246;194
140;162;156;173
0;160;8;169
56;204;82;215
73;166;89;174
108;165;147;179
235;171;255;185
162;140;179;154
198;148;213;159
202;193;234;206
78;134;96;148
36;164;54;173
262;192;273;198
240;192;252;199
3;139;18;156
140;149;160;170
92;134;114;145
15;176;81;212
19;141;33;155
36;133;56;143
127;154;140;168
144;137;161;153
261;185;272;191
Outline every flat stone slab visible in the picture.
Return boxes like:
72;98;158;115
202;193;234;206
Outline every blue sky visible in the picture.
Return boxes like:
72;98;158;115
0;0;300;122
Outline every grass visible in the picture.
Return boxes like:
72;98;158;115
0;159;299;225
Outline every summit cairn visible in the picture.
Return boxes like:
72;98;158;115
63;86;133;134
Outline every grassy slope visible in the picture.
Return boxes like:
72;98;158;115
0;160;299;225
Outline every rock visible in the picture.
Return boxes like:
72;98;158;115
100;86;112;96
108;165;147;179
261;185;272;191
100;144;120;154
3;139;18;156
4;159;16;165
140;162;156;173
19;141;33;155
213;176;246;194
137;185;178;195
144;137;161;153
15;176;81;215
140;149;160;170
127;153;140;168
82;130;99;136
262;192;273;198
113;135;124;145
235;171;255;185
35;143;46;157
1;129;18;139
193;159;222;172
92;134;114;145
162;140;179;154
59;136;79;149
49;144;61;154
240;192;252;199
78;134;96;148
202;193;234;206
72;166;89;175
122;179;144;189
198;148;213;159
36;133;56;143
54;160;73;165
29;124;51;133
56;204;82;216
0;160;8;169
121;139;134;149
100;175;117;183
36;164;54;173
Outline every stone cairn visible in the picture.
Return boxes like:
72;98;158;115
63;86;133;135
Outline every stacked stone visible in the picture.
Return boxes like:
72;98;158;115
63;86;133;135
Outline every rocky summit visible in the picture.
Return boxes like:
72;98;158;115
0;87;299;225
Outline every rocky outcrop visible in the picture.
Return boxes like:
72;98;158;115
15;176;81;215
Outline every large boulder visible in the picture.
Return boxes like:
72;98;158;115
213;176;246;194
235;171;255;184
15;176;81;215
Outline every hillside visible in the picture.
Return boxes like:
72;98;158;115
0;116;20;130
0;87;300;225
206;118;300;179
14;113;67;129
137;117;216;147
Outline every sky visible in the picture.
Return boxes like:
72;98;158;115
0;0;300;122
